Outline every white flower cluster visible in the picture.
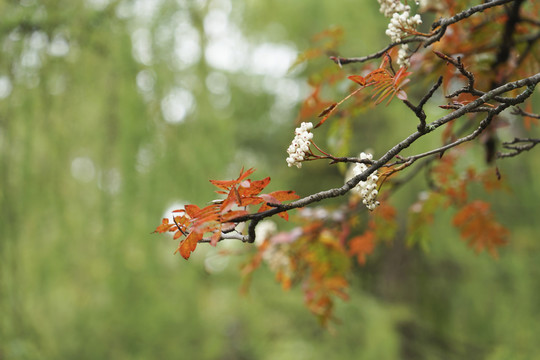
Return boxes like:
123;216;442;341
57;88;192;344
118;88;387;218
350;152;380;211
386;11;422;43
286;122;313;168
379;0;422;68
263;245;291;275
378;0;408;17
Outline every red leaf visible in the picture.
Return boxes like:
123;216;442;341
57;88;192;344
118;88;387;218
349;231;375;265
278;212;290;221
209;167;257;190
452;200;508;258
238;196;265;206
154;218;174;233
241;177;271;196
221;210;249;222
348;75;366;86
184;204;201;218
210;180;236;190
268;190;300;202
237;167;256;182
176;231;203;259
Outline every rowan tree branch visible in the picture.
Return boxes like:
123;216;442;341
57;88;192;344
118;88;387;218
228;72;539;243
426;0;516;46
193;0;538;245
331;0;517;65
402;76;443;132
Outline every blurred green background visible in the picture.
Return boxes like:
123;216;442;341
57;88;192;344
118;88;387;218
1;0;539;359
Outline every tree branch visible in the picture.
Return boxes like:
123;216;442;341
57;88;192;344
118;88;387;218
498;138;540;159
332;0;517;65
231;72;539;242
427;0;517;46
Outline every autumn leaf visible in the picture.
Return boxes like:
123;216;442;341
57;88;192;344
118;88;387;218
348;231;375;265
257;190;300;220
238;177;271;198
154;218;175;233
221;210;249;222
176;231;203;259
210;167;257;190
452;200;508;258
184;204;201;218
348;75;366;86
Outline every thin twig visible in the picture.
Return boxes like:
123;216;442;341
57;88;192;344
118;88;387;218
511;107;540;119
498;138;540;158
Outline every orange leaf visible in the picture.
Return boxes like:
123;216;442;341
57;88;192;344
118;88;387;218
209;167;257;190
268;190;300;202
348;75;366;86
221;210;249;222
278;211;289;221
452;200;508;258
240;177;271;196
184;204;201;218
154;218;174;233
348;231;376;265
176;231;203;259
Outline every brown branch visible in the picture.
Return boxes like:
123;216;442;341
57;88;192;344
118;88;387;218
331;0;517;65
427;0;516;46
493;0;526;70
498;138;540;158
229;73;539;242
511;106;540;119
402;76;443;132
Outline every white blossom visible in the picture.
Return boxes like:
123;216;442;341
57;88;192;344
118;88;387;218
386;12;422;43
286;122;314;168
348;152;380;211
379;0;422;68
397;43;410;68
378;0;410;17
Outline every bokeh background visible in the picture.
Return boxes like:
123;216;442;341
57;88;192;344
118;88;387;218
1;0;539;359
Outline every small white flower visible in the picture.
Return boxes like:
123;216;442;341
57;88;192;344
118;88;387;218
379;0;422;68
347;152;381;211
378;0;410;17
286;122;314;168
